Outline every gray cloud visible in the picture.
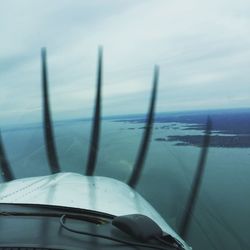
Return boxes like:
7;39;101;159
0;0;250;125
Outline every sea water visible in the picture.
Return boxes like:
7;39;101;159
1;118;250;250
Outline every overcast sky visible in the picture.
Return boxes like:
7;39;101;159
0;0;250;125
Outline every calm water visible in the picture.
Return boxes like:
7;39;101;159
1;119;250;250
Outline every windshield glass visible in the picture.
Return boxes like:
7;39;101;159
0;1;250;250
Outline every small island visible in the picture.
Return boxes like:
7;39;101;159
155;135;250;148
155;137;168;142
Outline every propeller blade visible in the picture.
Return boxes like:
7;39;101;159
0;130;14;181
85;47;103;176
179;117;212;240
128;65;159;188
41;48;60;174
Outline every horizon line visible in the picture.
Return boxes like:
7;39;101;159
1;106;250;131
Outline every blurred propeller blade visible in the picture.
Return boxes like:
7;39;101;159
179;117;212;240
0;130;14;181
128;65;159;188
41;48;60;174
86;47;103;176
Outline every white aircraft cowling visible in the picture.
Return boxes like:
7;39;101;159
0;172;191;249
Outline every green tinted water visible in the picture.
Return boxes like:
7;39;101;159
1;120;250;250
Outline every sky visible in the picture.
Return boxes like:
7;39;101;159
0;0;250;125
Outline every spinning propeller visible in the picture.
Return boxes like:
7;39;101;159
85;47;102;176
0;47;213;242
41;48;61;174
0;130;14;181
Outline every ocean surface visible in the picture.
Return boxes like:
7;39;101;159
1;108;250;250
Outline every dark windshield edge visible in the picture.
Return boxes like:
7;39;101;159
0;202;115;219
0;202;184;249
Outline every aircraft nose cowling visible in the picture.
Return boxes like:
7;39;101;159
0;172;191;249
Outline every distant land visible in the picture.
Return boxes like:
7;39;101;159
161;135;250;148
2;108;250;148
115;108;250;148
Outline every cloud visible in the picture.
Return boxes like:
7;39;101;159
0;0;250;125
